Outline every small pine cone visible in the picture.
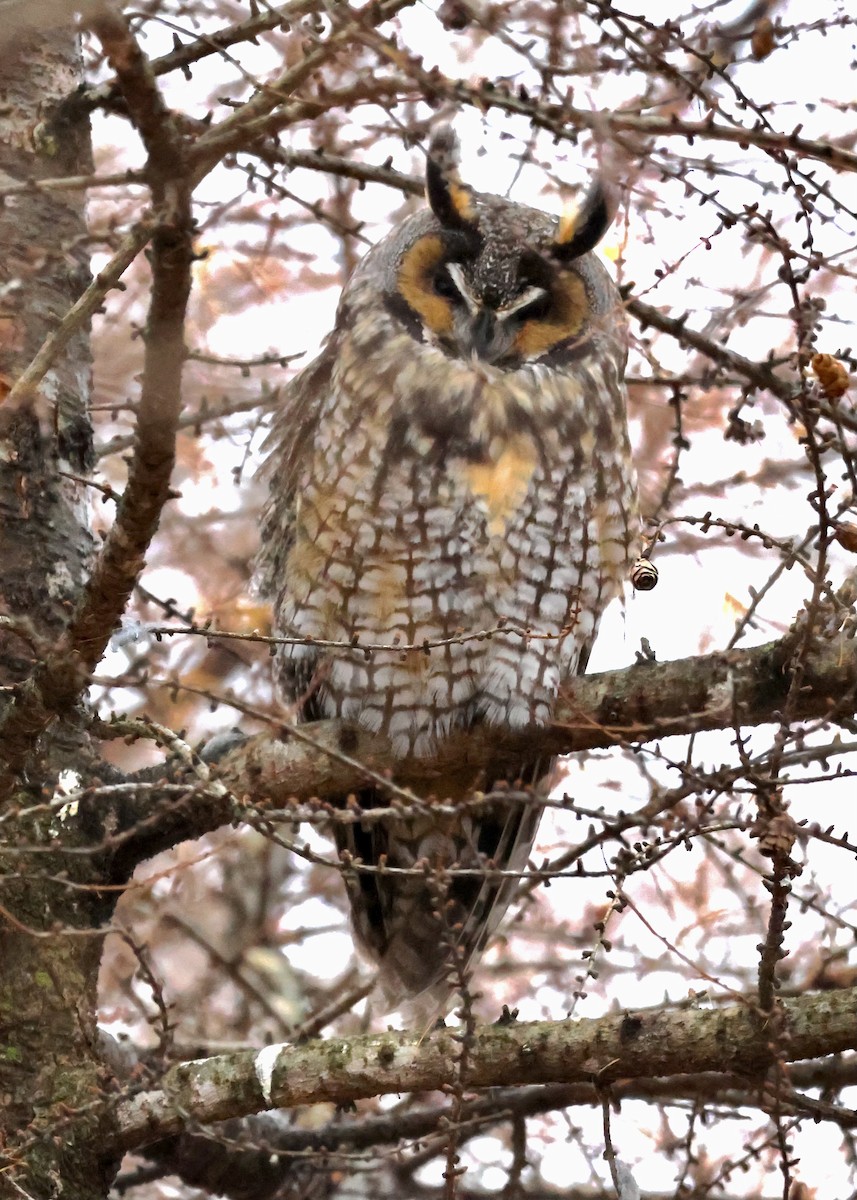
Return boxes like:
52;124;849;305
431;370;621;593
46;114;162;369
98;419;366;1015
812;353;850;400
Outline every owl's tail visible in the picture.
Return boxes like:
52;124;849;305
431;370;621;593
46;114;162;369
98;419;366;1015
333;760;551;1029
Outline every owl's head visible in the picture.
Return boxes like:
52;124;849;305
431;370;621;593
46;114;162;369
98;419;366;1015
372;128;621;370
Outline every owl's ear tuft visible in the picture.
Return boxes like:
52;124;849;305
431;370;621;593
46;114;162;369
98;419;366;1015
551;180;613;261
426;127;478;232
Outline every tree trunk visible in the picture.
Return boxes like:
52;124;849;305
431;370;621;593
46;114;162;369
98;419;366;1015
0;23;112;1200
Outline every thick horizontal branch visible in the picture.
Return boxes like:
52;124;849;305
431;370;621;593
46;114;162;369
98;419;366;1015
217;632;857;804
144;1055;857;1196
111;984;857;1151
317;53;857;176
95;631;857;878
428;72;857;176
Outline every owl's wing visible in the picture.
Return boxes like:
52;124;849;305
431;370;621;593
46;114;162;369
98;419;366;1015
256;344;338;713
256;342;335;602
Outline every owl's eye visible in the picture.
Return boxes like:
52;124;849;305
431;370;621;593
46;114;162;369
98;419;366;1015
500;285;551;323
432;265;461;301
514;290;551;321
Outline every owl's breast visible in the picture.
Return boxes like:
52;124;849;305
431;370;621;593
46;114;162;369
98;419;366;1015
273;327;638;753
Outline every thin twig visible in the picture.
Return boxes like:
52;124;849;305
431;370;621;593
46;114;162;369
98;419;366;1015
4;220;153;409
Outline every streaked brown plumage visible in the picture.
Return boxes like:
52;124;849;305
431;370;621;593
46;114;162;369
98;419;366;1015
258;129;639;1020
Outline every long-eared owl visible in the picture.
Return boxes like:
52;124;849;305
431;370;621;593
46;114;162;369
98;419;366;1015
258;129;639;1019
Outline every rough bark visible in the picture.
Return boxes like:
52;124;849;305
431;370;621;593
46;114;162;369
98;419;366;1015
0;24;114;1200
111;985;857;1150
0;32;94;691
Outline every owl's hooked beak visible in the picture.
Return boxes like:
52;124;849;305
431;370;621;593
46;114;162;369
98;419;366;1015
460;296;548;364
451;305;514;365
469;308;500;360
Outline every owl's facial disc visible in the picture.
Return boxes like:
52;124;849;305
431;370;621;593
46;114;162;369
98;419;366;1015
392;232;591;367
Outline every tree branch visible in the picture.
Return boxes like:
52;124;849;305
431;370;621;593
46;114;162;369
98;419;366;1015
289;45;857;177
216;630;857;802
3;218;154;410
627;298;796;402
110;985;857;1151
190;0;417;185
85;0;323;108
139;1055;857;1200
88;629;857;879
